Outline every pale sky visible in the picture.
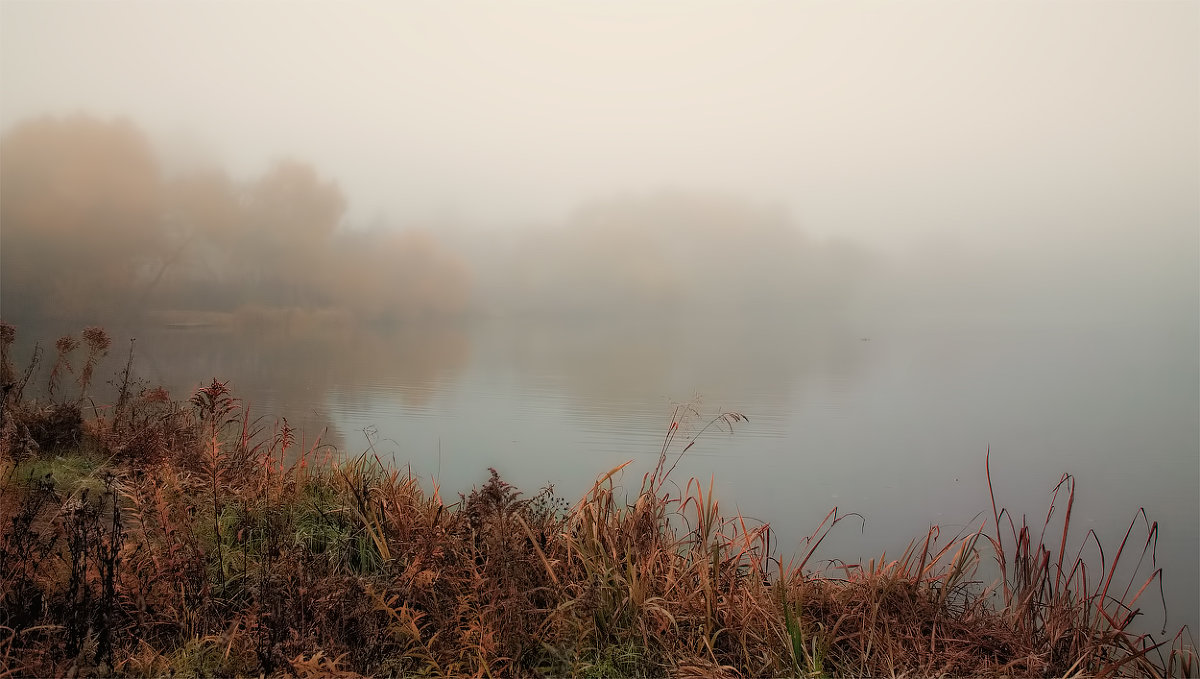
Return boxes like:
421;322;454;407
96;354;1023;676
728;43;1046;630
2;1;1197;260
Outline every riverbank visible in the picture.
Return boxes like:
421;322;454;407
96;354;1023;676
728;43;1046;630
1;326;1195;678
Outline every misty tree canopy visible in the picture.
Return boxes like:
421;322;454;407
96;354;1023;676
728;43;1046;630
0;114;471;323
471;191;871;318
1;115;164;317
1;114;869;326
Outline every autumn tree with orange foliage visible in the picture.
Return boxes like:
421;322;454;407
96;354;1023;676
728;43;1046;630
1;115;165;317
0;114;472;324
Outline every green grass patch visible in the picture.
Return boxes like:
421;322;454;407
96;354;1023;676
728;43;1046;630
13;449;107;496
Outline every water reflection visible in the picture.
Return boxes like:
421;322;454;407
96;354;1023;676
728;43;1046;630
6;319;474;453
473;311;873;411
5;313;1195;636
7;311;881;470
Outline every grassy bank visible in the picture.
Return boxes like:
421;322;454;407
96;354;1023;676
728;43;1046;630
1;326;1195;678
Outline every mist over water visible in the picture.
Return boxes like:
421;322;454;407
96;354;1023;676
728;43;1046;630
2;0;1197;637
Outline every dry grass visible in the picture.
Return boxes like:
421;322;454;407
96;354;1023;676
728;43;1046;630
0;325;1195;678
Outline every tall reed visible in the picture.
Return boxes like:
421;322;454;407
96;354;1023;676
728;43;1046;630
0;325;1194;677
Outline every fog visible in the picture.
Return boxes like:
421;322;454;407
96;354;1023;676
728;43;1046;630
1;0;1198;638
2;1;1196;324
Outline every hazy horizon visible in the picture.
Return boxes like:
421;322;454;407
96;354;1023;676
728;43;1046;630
3;2;1195;259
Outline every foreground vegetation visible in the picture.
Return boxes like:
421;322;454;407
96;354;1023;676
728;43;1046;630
1;325;1195;678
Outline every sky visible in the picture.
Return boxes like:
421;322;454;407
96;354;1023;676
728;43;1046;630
1;1;1197;262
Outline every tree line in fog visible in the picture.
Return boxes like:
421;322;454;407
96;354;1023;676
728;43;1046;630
0;114;470;323
1;113;871;325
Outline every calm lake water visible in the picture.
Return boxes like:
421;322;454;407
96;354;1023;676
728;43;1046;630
12;309;1199;637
